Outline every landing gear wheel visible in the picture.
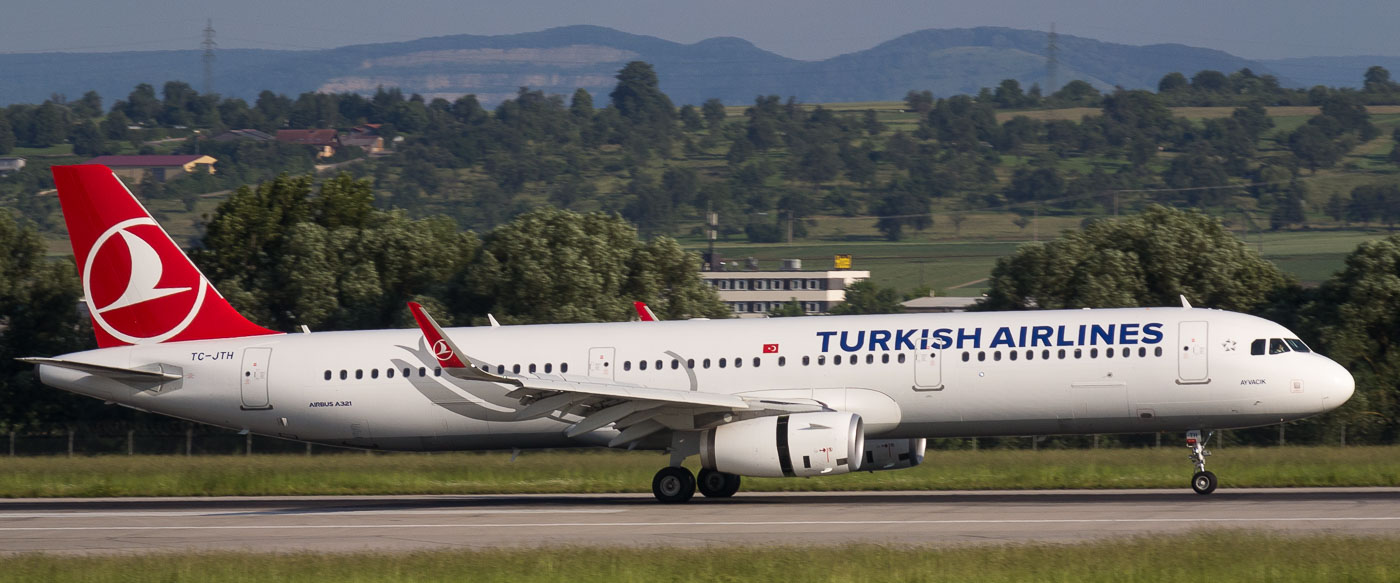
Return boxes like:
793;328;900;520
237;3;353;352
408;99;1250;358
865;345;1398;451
1191;470;1218;495
697;468;742;498
652;467;696;503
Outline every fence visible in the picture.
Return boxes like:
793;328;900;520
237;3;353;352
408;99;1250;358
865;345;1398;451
3;427;366;457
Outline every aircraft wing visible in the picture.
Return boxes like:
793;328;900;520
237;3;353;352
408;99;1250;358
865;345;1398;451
406;303;821;446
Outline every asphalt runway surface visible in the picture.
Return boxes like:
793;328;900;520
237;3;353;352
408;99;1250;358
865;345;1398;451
2;488;1398;554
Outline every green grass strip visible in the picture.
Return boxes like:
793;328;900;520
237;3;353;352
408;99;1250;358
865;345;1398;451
2;532;1397;582
0;446;1397;498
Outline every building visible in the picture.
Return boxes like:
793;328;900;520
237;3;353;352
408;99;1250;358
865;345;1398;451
0;157;25;173
275;129;339;158
701;270;870;317
211;129;274;142
85;155;217;183
338;133;385;154
901;295;980;313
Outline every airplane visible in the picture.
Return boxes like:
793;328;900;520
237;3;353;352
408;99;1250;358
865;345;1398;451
21;164;1355;503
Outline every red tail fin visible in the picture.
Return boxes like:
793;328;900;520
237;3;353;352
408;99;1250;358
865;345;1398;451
52;165;279;348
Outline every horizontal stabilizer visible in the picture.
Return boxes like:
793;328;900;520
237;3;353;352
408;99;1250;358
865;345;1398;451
17;357;182;382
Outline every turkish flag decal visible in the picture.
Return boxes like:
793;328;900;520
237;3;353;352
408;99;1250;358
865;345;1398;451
763;344;780;353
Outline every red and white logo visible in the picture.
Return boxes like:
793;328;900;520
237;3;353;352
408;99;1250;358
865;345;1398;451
432;339;455;361
763;343;780;353
83;217;207;344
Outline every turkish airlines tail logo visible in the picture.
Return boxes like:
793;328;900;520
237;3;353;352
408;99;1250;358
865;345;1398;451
53;165;279;348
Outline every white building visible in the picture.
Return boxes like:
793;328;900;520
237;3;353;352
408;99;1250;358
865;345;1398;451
0;157;25;173
701;270;870;317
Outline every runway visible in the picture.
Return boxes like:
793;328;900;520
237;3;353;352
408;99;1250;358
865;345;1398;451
2;488;1398;554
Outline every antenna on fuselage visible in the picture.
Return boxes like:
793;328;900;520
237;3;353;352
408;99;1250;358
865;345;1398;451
1180;295;1193;309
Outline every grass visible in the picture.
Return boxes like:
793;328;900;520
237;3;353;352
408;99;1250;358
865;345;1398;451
0;446;1397;498
2;532;1398;581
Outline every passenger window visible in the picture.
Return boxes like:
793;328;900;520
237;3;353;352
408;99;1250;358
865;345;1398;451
1138;347;1147;358
1286;339;1311;353
1090;348;1098;358
561;363;569;373
866;354;874;364
513;364;521;374
734;357;743;368
778;356;785;366
324;370;332;381
1106;348;1115;358
371;369;379;379
818;355;826;365
419;367;427;377
703;359;711;369
1058;349;1066;359
406;367;414;377
656;360;664;370
719;358;727;368
544;363;553;374
671;359;679;369
1074;349;1082;359
638;360;647;371
1154;347;1163;357
1270;339;1289;354
752;357;760;367
1042;349;1051;360
387;368;395;379
977;352;985;362
961;352;970;362
340;370;348;380
834;355;843;365
1009;351;1018;361
802;356;810;366
1251;339;1266;355
898;353;906;364
688;359;695;369
993;351;1001;361
434;367;442;377
1025;350;1033;361
355;369;363;380
881;354;890;364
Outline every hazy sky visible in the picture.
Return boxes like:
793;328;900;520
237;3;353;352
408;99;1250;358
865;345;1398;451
3;0;1396;60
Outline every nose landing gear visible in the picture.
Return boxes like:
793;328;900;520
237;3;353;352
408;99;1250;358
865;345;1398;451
1186;429;1217;495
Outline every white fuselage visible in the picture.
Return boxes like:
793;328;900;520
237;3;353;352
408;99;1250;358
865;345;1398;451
38;307;1354;451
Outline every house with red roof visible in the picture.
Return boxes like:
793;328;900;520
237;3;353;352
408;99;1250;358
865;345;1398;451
276;129;340;158
85;154;217;183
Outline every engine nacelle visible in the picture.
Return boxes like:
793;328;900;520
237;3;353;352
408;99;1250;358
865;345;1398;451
700;412;864;478
860;438;926;471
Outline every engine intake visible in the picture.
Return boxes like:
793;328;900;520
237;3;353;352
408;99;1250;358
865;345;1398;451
700;412;864;478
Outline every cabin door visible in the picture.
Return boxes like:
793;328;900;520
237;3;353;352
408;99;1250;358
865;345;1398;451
1178;321;1210;383
240;347;273;409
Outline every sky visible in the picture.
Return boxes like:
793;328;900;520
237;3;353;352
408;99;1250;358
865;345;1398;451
2;0;1396;61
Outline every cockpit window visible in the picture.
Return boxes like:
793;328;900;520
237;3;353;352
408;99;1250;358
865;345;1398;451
1269;338;1289;354
1251;339;1266;355
1285;338;1311;353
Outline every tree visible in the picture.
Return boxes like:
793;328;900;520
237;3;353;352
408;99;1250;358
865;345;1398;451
767;298;807;317
569;89;594;119
701;98;726;129
69;120;110;157
29;102;69;148
610;61;674;125
0;113;13;155
124;84;161;124
1288;125;1342;172
460;208;727;323
979;205;1289;312
904;90;934;114
1308;235;1400;442
873;189;931;241
829;280;905;315
0;211;96;431
1157;72;1189;93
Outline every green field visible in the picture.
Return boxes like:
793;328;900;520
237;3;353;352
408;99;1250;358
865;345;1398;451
3;532;1397;582
1;446;1396;498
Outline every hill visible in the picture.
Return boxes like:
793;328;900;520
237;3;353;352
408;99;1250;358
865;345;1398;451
0;25;1332;107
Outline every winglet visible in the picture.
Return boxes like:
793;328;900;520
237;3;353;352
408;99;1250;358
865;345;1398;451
1180;295;1193;309
634;301;659;322
407;302;518;385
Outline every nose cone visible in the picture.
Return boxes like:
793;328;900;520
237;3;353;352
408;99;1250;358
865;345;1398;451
1318;357;1355;413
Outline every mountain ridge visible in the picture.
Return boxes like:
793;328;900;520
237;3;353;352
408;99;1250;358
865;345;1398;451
0;25;1391;107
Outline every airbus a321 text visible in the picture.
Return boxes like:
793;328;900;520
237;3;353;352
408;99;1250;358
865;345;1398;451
23;165;1355;502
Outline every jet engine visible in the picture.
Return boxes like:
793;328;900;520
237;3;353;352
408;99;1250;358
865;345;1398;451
860;438;926;471
699;412;863;478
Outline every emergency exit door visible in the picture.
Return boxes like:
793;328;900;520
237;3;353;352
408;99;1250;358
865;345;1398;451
240;347;273;409
1178;321;1209;383
913;350;943;390
588;347;615;380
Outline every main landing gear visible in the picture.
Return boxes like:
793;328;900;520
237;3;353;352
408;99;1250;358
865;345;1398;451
1186;429;1218;495
650;467;742;503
